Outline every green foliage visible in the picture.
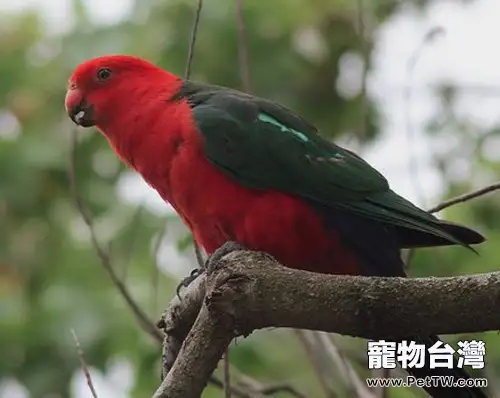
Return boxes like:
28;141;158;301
1;0;497;397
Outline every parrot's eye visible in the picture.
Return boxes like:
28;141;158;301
96;67;112;82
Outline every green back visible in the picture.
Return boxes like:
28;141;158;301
174;81;470;249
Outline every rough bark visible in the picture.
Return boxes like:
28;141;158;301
153;249;500;398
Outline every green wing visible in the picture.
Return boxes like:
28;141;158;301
177;82;473;249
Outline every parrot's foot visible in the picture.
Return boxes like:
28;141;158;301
205;241;247;275
175;241;246;299
176;268;204;299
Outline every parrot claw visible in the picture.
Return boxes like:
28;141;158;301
176;268;204;300
205;241;247;275
175;241;246;300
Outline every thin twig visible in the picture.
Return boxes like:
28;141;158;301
429;182;500;213
316;332;375;398
232;366;307;398
404;26;445;209
68;129;163;343
257;384;307;398
130;0;205;280
208;374;264;398
151;253;160;314
380;369;390;398
356;0;369;142
121;204;145;281
224;348;232;398
71;329;99;398
152;222;168;267
125;0;205;314
194;242;205;267
184;0;206;270
151;221;169;314
293;330;336;398
235;0;251;92
212;3;251;394
404;181;499;267
158;1;235;395
184;0;204;80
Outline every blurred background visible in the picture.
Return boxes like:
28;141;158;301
1;0;500;397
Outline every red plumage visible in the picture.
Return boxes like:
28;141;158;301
65;55;360;275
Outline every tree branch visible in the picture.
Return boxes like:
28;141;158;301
404;181;500;267
230;365;307;398
157;273;206;377
184;0;204;80
404;26;446;209
154;293;234;398
315;331;375;398
293;330;337;398
356;0;370;142
71;329;99;398
235;0;251;93
155;249;500;397
429;182;500;213
68;129;163;344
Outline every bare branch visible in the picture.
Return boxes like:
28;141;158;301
153;303;235;398
404;26;446;209
184;0;204;80
157;275;257;398
208;372;268;398
71;329;99;398
157;273;206;377
404;181;500;267
429;182;500;213
194;242;205;267
375;369;390;398
183;0;207;270
155;249;500;397
316;332;375;398
231;366;307;398
294;330;337;398
255;384;307;398
224;348;231;398
151;221;169;313
67;129;163;344
121;203;145;280
157;270;306;398
356;0;370;142
235;0;252;93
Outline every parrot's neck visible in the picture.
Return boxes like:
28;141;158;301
96;81;204;206
96;76;188;166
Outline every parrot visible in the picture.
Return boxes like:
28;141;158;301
65;54;487;398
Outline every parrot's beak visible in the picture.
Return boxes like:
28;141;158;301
65;89;95;127
68;101;95;127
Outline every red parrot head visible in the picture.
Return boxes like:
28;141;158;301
65;54;177;129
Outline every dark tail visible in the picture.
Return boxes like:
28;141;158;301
398;221;486;249
399;335;488;398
